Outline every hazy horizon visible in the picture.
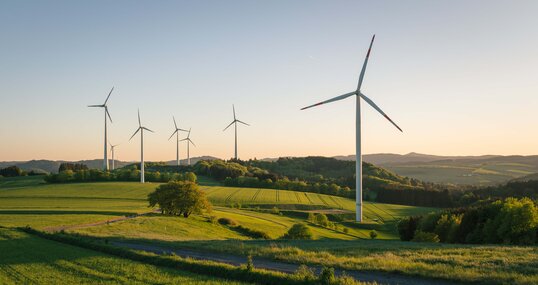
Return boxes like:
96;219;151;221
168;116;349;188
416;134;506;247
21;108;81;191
1;1;537;161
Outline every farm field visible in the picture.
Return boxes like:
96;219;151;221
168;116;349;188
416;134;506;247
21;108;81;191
0;227;248;285
383;161;538;185
0;177;435;231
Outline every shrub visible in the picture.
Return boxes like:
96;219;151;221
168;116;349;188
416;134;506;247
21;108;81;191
369;230;378;239
245;255;254;272
343;228;349;234
207;216;218;224
271;207;280;215
411;230;440;243
281;223;313;240
319;266;335;285
294;264;316;282
235;225;271;239
218;217;238;226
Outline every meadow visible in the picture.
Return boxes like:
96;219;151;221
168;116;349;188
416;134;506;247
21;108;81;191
0;227;248;285
383;161;538;185
3;176;538;284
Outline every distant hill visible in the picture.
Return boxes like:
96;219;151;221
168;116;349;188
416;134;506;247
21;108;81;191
334;152;538;186
0;156;219;174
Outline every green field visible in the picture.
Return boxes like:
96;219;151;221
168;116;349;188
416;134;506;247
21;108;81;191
0;227;247;285
383;161;538;185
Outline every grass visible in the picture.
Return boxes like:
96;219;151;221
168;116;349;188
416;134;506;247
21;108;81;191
0;227;248;285
383;161;538;185
163;238;538;285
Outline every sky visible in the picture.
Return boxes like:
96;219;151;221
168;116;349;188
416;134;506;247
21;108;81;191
1;0;537;162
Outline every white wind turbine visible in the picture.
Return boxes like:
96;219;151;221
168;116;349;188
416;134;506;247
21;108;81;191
168;116;188;166
301;35;403;222
180;128;195;165
129;109;154;183
109;142;119;170
223;105;250;160
88;87;114;171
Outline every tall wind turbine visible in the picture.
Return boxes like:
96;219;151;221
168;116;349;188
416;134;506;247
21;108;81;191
180;128;195;165
88;87;114;171
223;105;250;160
168;116;188;166
301;35;403;222
109;142;119;170
129;109;154;183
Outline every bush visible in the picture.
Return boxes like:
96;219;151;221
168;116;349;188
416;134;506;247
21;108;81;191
319;266;335;285
411;230;440;243
294;265;316;282
218;217;238;226
235;225;271;239
398;216;421;241
281;223;313;240
369;230;378;239
207;216;218;224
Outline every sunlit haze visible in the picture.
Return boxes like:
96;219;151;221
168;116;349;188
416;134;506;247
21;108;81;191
1;0;537;161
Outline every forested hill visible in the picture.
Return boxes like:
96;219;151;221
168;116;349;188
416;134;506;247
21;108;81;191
248;156;417;190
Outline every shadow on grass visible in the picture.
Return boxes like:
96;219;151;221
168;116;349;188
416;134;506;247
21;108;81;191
0;210;136;216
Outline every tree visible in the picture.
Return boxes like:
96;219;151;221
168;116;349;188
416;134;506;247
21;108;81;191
369;230;378;239
0;166;23;177
148;181;211;218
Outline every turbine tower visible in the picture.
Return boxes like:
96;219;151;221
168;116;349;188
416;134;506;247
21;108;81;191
301;35;403;222
180;128;195;165
109;142;119;170
223;105;250;160
129;109;154;183
88;87;114;171
168;116;188;166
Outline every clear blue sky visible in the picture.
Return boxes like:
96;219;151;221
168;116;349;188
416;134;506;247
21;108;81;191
1;1;537;161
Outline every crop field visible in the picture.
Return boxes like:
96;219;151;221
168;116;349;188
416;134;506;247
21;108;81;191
383;161;538;185
0;227;247;285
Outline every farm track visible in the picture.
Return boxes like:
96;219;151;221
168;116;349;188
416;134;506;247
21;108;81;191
328;195;343;209
112;241;458;285
42;210;159;232
224;189;242;204
251;189;261;202
303;193;314;205
317;194;330;207
369;202;398;221
294;192;302;204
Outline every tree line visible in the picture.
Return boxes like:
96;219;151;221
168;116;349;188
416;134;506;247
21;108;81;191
398;197;538;245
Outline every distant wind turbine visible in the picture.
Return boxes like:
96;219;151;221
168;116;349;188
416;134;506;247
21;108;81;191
88;87;114;171
109;142;120;170
168;116;188;166
180;128;195;165
301;35;403;222
223;105;250;160
129;109;154;183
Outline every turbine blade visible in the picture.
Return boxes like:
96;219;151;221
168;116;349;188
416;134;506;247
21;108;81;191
142;127;154;133
178;128;188;132
88;105;103;107
357;35;375;91
106;107;113;123
137;109;141;127
168;129;178;140
189;139;196;147
104;87;114;105
179;138;188;142
223;121;235;131
173;116;178;129
233;104;236;120
129;128;140;141
359;92;403;132
236;120;250;126
301;91;356;110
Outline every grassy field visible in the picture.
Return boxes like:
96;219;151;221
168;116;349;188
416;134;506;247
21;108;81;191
383;161;538;185
165;238;538;285
0;227;248;285
0;177;435;230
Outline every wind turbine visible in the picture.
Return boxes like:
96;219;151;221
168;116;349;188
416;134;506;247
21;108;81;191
301;35;403;222
223;105;250;160
109;142;120;170
168;116;188;166
180;128;195;165
129;109;154;183
88;87;114;171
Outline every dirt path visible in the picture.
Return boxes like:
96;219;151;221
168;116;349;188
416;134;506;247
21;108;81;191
42;210;159;232
112;241;460;285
